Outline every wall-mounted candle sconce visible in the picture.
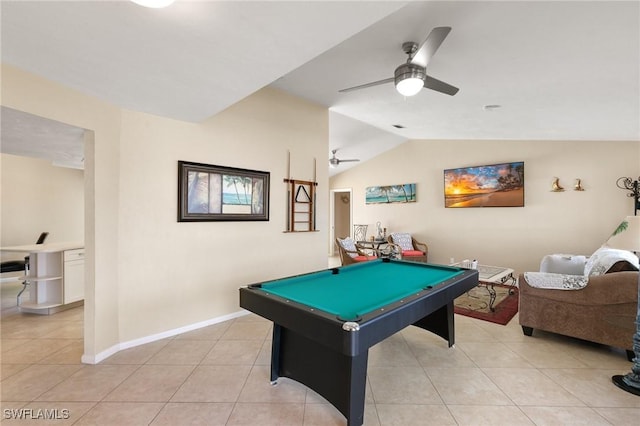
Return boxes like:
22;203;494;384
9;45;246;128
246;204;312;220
551;177;564;192
574;179;585;191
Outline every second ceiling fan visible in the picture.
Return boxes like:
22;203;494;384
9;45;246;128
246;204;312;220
329;149;359;168
339;26;458;97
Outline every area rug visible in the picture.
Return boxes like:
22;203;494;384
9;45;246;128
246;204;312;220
454;283;519;325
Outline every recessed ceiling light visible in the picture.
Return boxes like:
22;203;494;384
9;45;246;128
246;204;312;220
483;104;502;111
131;0;175;8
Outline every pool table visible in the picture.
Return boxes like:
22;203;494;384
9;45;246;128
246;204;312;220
239;259;478;426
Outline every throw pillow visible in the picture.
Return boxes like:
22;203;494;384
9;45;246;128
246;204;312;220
391;233;414;251
339;237;358;258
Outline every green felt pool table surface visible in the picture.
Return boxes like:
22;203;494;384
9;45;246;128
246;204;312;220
260;260;465;320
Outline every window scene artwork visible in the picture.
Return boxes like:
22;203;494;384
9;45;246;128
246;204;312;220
178;161;269;221
444;161;524;208
366;184;416;204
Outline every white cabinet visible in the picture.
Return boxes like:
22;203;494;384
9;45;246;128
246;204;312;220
63;249;85;304
1;242;84;314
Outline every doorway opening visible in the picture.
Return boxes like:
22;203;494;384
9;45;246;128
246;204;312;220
0;108;90;359
329;188;352;256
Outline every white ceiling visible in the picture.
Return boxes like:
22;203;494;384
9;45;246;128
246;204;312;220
1;1;638;175
1;106;86;169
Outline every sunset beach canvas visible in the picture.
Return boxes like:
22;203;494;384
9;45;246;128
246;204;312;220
444;162;524;208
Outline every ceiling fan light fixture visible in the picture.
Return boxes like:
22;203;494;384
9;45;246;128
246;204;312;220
131;0;175;8
394;64;426;97
396;77;423;97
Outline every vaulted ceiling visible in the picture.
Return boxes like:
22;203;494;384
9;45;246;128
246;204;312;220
2;1;638;174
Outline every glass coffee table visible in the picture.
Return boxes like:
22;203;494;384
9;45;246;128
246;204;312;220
451;262;516;311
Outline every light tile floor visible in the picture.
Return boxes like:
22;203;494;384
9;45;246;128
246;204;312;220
2;272;640;425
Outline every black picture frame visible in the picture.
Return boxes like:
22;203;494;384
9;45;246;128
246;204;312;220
178;161;270;222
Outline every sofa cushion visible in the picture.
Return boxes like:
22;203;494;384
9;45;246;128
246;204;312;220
585;247;639;276
402;250;424;257
354;255;375;262
391;233;414;251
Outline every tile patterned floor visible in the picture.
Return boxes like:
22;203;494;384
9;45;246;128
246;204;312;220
2;272;640;425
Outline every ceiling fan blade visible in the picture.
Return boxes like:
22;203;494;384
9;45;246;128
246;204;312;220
338;77;394;93
424;75;459;96
410;26;451;68
339;159;360;163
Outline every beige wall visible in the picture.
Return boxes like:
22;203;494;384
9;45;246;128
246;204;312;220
116;89;328;341
1;64;329;360
330;139;640;274
1;154;84;254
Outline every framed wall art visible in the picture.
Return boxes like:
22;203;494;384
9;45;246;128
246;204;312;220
366;183;416;204
444;161;524;208
178;161;270;222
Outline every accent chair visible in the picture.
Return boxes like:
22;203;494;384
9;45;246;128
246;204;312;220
336;237;378;266
387;233;428;262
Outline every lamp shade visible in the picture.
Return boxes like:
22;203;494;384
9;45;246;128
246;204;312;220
604;216;640;252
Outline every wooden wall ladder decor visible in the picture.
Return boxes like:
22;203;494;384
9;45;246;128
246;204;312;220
284;152;318;233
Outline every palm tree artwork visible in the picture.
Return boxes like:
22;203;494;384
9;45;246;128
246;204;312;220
223;175;252;205
366;184;417;204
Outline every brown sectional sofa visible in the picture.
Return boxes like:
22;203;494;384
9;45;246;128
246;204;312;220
519;269;639;360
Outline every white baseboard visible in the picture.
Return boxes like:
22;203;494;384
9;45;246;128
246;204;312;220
82;309;251;364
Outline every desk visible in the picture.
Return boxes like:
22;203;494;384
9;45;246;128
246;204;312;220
1;242;84;314
239;259;478;426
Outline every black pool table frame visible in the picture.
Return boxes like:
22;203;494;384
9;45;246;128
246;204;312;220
239;260;478;426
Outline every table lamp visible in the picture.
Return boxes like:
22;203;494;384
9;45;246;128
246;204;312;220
607;216;640;395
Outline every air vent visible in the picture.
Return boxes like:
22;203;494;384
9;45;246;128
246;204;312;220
483;104;502;111
392;124;405;129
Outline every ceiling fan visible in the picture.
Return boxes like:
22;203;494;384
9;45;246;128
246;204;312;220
339;26;458;97
329;149;359;168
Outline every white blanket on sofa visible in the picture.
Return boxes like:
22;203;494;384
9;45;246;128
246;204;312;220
584;247;639;276
525;247;638;290
523;272;588;290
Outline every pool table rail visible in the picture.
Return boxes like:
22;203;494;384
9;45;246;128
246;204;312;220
240;265;478;355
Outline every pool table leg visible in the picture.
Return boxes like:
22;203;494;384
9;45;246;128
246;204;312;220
270;324;367;426
412;302;455;347
270;325;282;384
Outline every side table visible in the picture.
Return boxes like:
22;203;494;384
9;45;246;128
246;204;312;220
451;262;516;311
